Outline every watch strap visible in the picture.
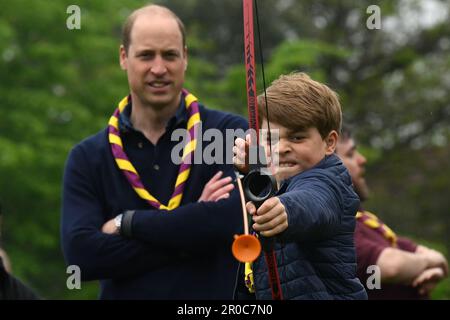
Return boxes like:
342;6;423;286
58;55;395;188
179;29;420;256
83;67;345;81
121;210;135;238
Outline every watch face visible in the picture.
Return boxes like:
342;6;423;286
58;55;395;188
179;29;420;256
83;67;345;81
115;215;121;228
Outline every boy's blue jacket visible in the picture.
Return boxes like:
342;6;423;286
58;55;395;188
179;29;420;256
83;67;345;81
252;154;368;300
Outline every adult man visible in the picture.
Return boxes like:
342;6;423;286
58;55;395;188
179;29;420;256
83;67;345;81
336;126;448;299
61;5;247;299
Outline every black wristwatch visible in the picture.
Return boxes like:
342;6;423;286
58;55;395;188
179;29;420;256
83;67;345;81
120;210;135;238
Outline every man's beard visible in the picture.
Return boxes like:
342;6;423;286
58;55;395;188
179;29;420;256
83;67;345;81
354;179;370;202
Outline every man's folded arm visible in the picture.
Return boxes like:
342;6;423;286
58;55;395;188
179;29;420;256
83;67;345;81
61;146;180;281
129;187;242;253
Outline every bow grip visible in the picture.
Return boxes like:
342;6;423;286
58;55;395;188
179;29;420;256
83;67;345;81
242;145;278;251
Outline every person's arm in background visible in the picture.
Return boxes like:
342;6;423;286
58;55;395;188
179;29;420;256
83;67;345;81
0;248;11;273
1;203;39;299
0;257;40;300
415;244;448;276
412;267;445;296
0;204;11;273
412;244;448;295
376;246;448;285
355;224;446;300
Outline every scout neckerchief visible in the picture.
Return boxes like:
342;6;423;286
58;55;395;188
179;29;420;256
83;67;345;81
108;89;200;210
245;262;255;293
356;211;397;247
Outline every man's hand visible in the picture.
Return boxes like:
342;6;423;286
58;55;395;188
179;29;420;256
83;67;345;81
102;219;119;235
417;245;449;276
198;171;234;202
102;171;235;235
412;267;445;296
246;197;288;237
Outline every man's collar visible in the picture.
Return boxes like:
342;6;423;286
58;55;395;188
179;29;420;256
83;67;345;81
118;95;189;134
170;96;189;128
118;102;134;133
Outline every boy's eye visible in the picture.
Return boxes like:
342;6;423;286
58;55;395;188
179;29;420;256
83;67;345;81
290;136;305;142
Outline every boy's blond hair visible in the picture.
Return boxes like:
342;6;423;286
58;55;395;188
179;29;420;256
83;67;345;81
258;72;342;138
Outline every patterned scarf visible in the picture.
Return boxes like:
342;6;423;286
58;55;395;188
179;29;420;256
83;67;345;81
356;211;397;246
108;89;201;210
245;262;255;293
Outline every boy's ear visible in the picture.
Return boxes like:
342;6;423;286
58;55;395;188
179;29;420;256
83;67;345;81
325;130;338;155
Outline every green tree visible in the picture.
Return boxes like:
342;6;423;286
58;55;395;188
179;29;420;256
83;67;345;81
1;0;448;299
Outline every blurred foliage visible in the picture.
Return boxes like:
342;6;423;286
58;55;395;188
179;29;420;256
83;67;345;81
0;0;448;299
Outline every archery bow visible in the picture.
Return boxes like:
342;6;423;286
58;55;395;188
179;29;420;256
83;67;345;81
240;0;283;300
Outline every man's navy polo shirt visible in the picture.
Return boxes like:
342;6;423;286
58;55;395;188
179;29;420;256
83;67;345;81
61;95;248;299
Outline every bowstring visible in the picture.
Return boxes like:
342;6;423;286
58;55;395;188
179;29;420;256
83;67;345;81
254;0;273;158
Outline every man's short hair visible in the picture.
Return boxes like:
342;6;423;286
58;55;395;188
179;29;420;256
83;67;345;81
121;4;186;54
257;72;342;138
340;124;353;142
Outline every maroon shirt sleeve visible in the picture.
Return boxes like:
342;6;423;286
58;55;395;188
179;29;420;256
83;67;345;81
396;236;418;252
354;220;425;299
354;220;390;282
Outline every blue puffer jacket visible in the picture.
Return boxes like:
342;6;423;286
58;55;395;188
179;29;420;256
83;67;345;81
253;154;367;300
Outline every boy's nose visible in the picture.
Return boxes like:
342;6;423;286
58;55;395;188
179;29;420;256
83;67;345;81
278;140;291;154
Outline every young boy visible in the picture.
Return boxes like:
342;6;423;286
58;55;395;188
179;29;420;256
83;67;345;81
234;72;367;299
